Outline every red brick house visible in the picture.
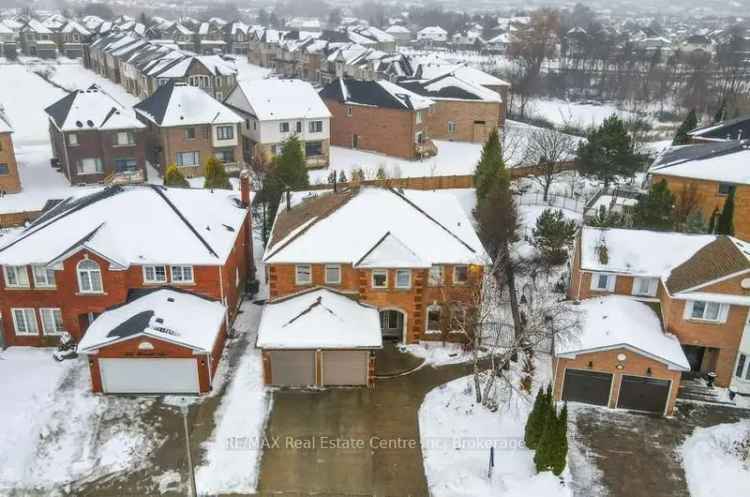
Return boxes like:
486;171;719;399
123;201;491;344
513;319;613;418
0;180;253;368
566;226;750;399
260;187;487;387
45;85;148;185
319;78;436;160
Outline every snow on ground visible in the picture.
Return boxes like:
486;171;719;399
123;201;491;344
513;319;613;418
526;98;638;130
402;342;477;366
0;348;160;494
41;61;139;106
419;354;575;497
680;420;750;497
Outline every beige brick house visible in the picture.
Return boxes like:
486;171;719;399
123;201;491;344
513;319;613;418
134;82;243;177
0;105;21;193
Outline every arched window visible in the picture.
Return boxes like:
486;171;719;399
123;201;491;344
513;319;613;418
77;259;103;293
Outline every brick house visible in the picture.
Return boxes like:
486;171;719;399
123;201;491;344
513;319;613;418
648;140;750;241
45;85;147;185
399;74;504;143
0;180;254;391
319;78;436;160
224;79;331;168
568;226;750;392
0;105;22;193
134;81;243;177
260;187;487;387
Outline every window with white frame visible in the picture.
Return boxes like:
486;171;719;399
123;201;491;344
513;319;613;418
143;265;167;283
736;353;750;381
324;264;341;284
448;121;456;134
395;269;411;289
171;265;194;283
590;273;616;292
40;308;65;335
372;270;388;289
280;122;290;133
632;277;658;297
308;120;323;133
4;265;29;288
426;305;441;331
77;259;103;293
295;264;312;285
77;158;104;175
453;265;468;285
416;111;423;124
12;308;37;336
216;125;234;140
113;131;135;146
428;265;444;287
184;127;196;140
32;265;56;288
687;300;727;322
67;133;78;146
176;151;199;167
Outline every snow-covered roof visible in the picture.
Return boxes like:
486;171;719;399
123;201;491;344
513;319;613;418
61;20;91;36
257;288;382;349
556;296;690;370
400;74;502;103
0;185;247;267
416;63;511;88
579;227;717;277
265;187;487;266
418;26;448;35
78;289;226;353
134;82;243;128
649;141;750;185
44;85;145;133
319;78;433;111
225;79;331;122
0;105;12;134
385;25;410;34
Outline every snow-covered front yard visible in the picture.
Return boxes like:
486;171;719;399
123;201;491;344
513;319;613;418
419;355;574;497
680;420;750;497
0;348;160;494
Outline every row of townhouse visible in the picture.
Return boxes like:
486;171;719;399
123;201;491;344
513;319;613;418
85;32;238;101
145;18;257;55
0;17;91;58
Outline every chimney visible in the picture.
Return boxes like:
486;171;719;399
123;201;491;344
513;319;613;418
240;168;251;207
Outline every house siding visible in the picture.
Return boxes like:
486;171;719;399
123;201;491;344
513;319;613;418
426;100;503;143
0;131;21;193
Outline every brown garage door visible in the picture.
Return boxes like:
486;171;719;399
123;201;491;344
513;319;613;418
269;350;316;386
616;375;670;414
562;369;613;406
322;351;368;385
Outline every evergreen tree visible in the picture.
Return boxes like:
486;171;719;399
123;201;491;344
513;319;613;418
633;179;675;230
376;166;387;180
713;99;727;124
684;210;706;233
474;128;504;201
532;209;577;265
672;109;698;146
203;158;232;190
707;207;719;234
550;403;568;476
533;385;556;473
576;115;642;188
524;388;545;449
164;164;189;188
717;188;735;235
327;170;337;184
588;205;624;228
259;136;310;231
338;170;347;183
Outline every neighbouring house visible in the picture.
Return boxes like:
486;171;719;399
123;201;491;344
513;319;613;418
45;85;147;185
554;295;690;416
0;21;18;59
688;114;750;143
77;288;227;394
261;187;487;386
134;81;243;177
19;19;56;58
0;105;22;194
319;78;436;160
384;24;411;44
224;78;331;168
568;226;750;393
58;20;91;58
399;74;503;143
648;140;750;240
0;179;254;393
416;26;448;43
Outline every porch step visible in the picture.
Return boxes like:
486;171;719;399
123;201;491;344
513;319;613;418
677;379;736;406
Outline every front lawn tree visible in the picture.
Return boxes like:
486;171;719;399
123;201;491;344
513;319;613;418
634;179;675;230
524;127;577;201
164;164;189;188
474;127;504;200
204;158;231;190
575;114;642;188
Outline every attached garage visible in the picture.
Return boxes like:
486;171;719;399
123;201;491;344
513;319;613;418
100;358;200;394
562;369;612;406
258;288;382;388
268;350;316;386
616;375;671;413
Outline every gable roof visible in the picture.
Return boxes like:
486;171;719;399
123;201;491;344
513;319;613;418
264;187;486;266
134;81;242;127
44;85;145;132
319;78;433;111
225;79;331;121
0;185;247;267
414;63;511;88
399;74;502;102
665;237;750;294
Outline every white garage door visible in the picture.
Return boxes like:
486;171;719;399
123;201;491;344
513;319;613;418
322;351;368;386
100;358;200;394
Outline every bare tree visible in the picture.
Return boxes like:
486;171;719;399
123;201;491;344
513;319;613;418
523;127;577;201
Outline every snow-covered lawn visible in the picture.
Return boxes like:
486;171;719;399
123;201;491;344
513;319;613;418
419;355;574;497
0;348;160;494
680;421;750;497
402;342;477;367
526;98;638;130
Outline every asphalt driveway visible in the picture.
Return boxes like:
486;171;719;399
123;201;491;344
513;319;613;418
569;401;750;497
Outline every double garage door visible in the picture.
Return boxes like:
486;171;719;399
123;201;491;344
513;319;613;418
99;358;200;394
269;350;368;387
562;369;671;414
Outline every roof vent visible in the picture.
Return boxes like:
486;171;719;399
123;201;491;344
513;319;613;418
86;120;94;127
75;120;83;128
155;317;164;324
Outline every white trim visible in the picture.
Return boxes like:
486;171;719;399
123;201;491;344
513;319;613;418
453;265;468;285
674;268;750;295
428;265;444;287
11;307;38;336
557;343;690;371
3;265;29;288
170;265;195;284
32;265;56;288
395;269;411;289
371;269;388;289
379;307;408;345
40;307;65;336
632;276;658;297
324;264;342;285
77;258;104;294
295;264;312;285
143;264;168;284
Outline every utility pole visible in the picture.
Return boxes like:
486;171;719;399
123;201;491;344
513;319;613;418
182;406;198;497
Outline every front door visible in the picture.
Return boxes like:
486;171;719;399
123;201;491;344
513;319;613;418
682;345;706;373
380;310;404;341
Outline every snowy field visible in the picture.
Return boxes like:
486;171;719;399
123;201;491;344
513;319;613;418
680;420;750;497
419;355;575;497
525;98;638;130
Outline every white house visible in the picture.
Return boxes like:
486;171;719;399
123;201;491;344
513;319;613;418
224;78;332;168
417;26;448;43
